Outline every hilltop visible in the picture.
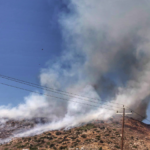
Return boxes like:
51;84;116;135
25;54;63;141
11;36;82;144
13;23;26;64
0;116;150;150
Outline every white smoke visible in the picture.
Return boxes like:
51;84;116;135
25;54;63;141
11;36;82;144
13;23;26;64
0;0;150;139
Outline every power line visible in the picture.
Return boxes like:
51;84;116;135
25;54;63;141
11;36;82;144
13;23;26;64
0;74;124;106
0;74;149;123
0;74;125;109
0;74;87;97
128;109;150;123
0;82;118;111
117;105;150;123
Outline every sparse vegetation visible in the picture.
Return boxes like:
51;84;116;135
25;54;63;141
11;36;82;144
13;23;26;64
0;117;149;150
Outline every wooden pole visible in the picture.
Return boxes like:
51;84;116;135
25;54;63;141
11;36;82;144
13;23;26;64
121;107;125;150
116;106;132;150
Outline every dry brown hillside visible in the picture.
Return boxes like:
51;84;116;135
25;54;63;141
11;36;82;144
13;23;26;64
0;116;150;150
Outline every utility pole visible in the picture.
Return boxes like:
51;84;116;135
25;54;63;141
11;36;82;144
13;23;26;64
116;106;132;150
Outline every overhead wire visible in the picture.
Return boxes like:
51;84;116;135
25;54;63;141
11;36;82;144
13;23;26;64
126;107;150;123
0;82;118;111
0;74;149;123
0;74;125;108
1;82;150;123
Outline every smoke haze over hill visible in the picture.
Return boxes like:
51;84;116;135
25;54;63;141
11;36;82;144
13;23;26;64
0;0;150;138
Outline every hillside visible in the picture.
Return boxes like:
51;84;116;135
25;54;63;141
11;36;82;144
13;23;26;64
0;116;150;150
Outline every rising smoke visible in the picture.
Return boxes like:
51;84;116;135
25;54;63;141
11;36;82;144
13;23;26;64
0;0;150;138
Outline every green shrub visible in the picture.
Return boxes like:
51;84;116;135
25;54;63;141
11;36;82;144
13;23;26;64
81;134;87;138
133;145;137;148
78;124;96;131
50;143;55;148
76;131;81;135
72;142;78;147
100;126;105;130
108;141;112;144
70;136;77;140
56;131;61;135
47;133;51;135
114;145;120;149
115;121;119;124
86;124;96;129
62;138;69;142
30;148;38;150
17;145;25;148
29;144;38;150
64;136;67;139
48;137;53;140
100;140;103;143
59;146;67;149
76;139;80;142
96;136;100;140
105;134;109;136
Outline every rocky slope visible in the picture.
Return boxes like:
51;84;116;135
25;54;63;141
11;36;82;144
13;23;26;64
0;116;150;150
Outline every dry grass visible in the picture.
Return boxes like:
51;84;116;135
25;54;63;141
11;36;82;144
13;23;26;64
0;117;150;150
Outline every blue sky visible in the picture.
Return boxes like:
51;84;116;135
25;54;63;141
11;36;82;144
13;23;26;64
0;0;66;105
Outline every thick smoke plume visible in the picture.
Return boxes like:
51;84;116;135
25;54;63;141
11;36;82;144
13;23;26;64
0;0;150;138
